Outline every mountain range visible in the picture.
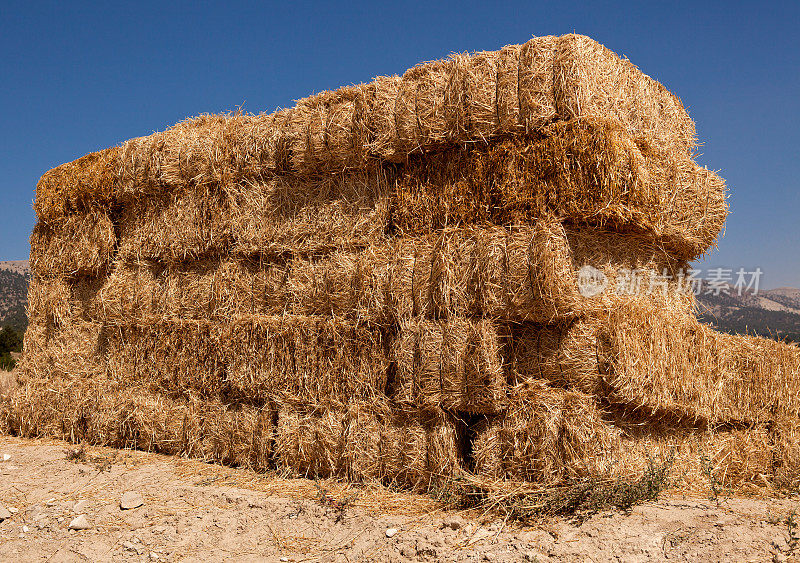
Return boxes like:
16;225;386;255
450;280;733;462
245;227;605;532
696;285;800;342
0;260;30;331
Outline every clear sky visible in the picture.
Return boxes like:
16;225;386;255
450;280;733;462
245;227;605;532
1;1;798;287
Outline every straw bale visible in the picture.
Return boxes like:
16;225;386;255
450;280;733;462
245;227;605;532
505;318;733;425
27;276;104;327
30;220;694;331
117;184;232;263
222;315;389;406
390;118;726;259
32;252;391;326
97;258;290;325
471;380;797;490
225;171;390;257
35;148;121;222
553;34;696;156
377;408;462;491
388;223;693;323
402;58;462;147
274;403;347;478
16;321;104;381
104;320;224;399
1;376;274;470
393;317;506;414
518;36;558;133
772;417;800;489
29;209;117;278
287;85;375;175
272;400;461;488
472;380;618;484
116;169;391;263
601;302;800;424
609;422;784;491
506;302;800;426
102;315;388;405
118;113;257;195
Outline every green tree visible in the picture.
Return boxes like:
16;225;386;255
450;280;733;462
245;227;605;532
0;326;23;370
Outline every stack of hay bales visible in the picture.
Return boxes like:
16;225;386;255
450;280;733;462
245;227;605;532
5;33;800;495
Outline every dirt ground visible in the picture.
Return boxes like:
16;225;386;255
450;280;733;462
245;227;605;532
1;436;799;562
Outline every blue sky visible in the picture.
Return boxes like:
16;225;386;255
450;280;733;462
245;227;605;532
1;1;798;287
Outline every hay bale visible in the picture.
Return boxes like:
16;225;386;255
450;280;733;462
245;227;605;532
117;184;231;263
27;276;104;326
390;119;726;259
39;120;723;269
388;223;693;322
37;34;693;202
29;209;117;278
105;320;225;399
222;315;389;406
35;148;121;223
272;400;462;489
377;408;462;491
472;380;618;484
36;36;707;247
29;221;694;330
472;380;794;491
506;302;800;426
102;315;388;406
116;172;390;263
15;321;104;381
274;404;347;478
226;172;390;258
1;376;274;470
553;34;696;156
98;258;291;325
393;317;506;414
601;302;800;424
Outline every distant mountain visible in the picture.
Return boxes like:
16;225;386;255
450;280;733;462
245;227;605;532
0;264;29;331
0;260;30;276
697;285;800;343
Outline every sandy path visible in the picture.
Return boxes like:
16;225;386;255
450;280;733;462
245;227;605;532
0;435;798;562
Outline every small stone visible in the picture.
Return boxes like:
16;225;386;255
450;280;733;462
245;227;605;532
69;514;91;530
57;517;64;523
120;491;144;510
442;517;463;531
45;497;57;506
385;527;399;538
149;552;159;561
280;558;289;562
7;507;17;514
0;505;11;521
22;525;29;533
73;500;90;513
123;541;137;552
2;454;10;461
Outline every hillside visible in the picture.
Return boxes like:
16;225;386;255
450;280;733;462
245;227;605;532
0;264;29;331
697;286;800;343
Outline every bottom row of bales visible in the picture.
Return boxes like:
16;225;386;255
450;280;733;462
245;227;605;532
3;374;799;494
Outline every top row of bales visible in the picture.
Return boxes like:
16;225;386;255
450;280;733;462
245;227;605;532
32;34;726;279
